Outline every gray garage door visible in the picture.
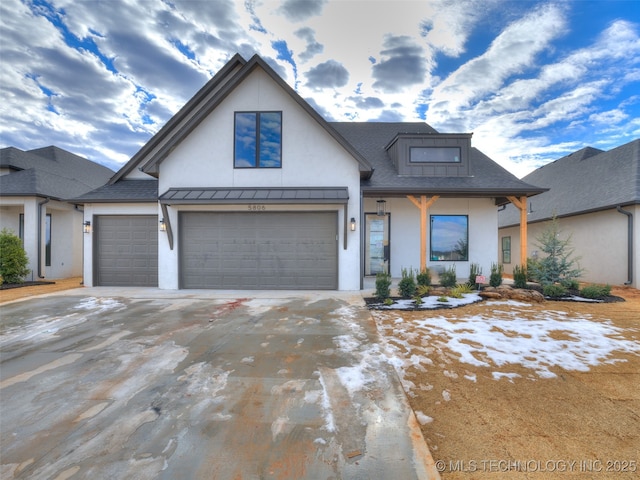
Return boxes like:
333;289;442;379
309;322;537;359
94;215;158;287
180;212;338;289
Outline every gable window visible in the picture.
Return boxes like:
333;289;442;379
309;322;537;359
234;112;282;168
410;147;461;163
430;215;468;261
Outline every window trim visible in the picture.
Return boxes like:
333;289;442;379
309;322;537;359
234;111;282;169
502;236;511;264
430;214;469;262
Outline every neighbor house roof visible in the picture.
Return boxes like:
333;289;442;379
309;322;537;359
499;139;640;227
70;179;158;203
0;146;114;200
331;122;546;202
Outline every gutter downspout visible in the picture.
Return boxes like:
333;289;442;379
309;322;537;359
37;198;50;279
616;206;633;285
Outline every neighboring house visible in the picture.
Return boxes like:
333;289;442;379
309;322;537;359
0;146;113;280
73;54;544;290
499;139;640;289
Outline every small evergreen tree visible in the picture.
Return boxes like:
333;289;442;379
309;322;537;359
0;229;30;284
398;267;417;298
530;216;583;286
375;272;392;301
468;263;482;288
489;263;503;287
513;265;528;289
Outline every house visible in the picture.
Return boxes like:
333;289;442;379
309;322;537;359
499;139;640;289
0;146;113;280
73;54;544;290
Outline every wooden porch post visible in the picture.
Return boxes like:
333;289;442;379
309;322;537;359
506;196;528;268
407;195;440;270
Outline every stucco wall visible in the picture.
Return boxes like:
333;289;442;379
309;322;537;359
364;197;498;282
500;206;638;288
156;68;362;290
1;198;82;280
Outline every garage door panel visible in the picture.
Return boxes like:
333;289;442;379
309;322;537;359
95;215;158;287
180;212;337;290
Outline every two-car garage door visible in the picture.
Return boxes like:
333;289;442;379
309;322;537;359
179;211;338;290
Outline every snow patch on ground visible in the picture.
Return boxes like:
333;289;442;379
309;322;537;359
414;411;433;425
374;293;483;310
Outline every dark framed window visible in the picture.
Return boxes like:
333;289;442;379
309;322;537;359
45;213;51;266
430;215;468;261
410;147;461;163
19;214;24;244
502;236;511;264
234;111;282;168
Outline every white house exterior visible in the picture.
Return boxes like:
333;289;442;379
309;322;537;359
74;54;543;291
0;147;113;281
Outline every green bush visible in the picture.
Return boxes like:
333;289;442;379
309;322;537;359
0;229;30;284
439;265;457;288
413;295;423;306
513;265;528;289
526;257;541;282
580;284;611;299
398;268;417;298
375;272;392;301
543;283;568;298
531;216;583;286
561;278;580;290
489;263;503;287
468;263;482;288
437;296;449;302
416;268;432;287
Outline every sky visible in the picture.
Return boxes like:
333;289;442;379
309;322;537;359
1;0;639;178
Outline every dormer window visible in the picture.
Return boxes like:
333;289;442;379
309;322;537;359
234;111;282;168
410;147;461;163
386;133;472;177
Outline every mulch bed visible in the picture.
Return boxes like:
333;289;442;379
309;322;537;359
0;281;55;290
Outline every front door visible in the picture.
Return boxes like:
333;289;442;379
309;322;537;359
365;213;390;275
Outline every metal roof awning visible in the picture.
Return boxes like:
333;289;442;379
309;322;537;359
159;187;349;204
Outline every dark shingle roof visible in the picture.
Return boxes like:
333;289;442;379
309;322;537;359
0;146;113;200
499;139;640;227
71;180;158;203
331;122;545;198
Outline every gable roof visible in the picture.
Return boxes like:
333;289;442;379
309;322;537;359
499;139;640;227
0;146;114;200
331;122;545;201
112;54;373;182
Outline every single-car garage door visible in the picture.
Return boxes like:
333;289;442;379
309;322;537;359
94;215;158;286
180;211;338;289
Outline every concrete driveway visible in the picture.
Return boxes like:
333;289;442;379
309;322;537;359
1;288;438;479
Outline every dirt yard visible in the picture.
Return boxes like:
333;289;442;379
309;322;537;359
373;286;640;479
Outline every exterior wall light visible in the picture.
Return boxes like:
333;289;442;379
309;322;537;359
350;217;356;231
159;218;167;232
83;220;91;234
376;199;387;216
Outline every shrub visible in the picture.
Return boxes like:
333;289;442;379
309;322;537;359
580;284;611;299
416;285;431;296
489;263;503;287
439;265;457;288
526;257;541;282
416;268;432;287
398;268;417;298
450;283;473;299
468;263;482;288
0;229;30;284
413;295;423;306
437;296;449;302
543;283;567;298
561;278;580;290
513;265;528;289
375;272;392;301
383;298;394;306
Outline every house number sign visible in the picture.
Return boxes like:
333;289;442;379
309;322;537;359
248;204;267;211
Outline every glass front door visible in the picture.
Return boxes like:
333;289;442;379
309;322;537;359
365;213;390;275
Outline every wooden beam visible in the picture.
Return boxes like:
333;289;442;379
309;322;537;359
407;195;439;270
507;195;528;268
